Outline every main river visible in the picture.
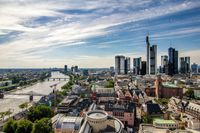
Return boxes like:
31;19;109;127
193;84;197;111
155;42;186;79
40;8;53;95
0;71;69;116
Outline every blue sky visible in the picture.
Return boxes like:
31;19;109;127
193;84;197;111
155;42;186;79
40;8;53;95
0;0;200;68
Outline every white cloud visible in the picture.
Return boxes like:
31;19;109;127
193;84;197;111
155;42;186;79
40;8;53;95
0;0;200;67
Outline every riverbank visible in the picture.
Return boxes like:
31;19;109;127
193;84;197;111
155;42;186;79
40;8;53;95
0;72;69;121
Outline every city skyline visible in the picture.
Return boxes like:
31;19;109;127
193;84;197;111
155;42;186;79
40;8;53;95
0;0;200;68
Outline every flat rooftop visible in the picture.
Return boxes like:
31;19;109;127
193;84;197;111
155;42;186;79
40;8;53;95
162;82;178;88
153;118;176;124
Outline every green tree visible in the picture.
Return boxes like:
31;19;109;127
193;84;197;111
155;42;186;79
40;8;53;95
27;105;53;122
0;109;13;121
155;98;169;105
19;102;29;111
5;109;13;119
32;118;53;133
143;113;153;124
184;89;194;98
3;119;17;133
0;112;5;121
15;119;33;133
104;80;114;88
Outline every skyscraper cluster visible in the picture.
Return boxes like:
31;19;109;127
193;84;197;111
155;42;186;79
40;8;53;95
115;35;195;76
180;57;190;74
71;65;79;73
160;50;191;75
115;56;130;75
115;55;146;75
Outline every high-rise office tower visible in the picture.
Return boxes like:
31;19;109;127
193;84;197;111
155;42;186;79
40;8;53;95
133;57;142;75
125;57;130;74
180;57;190;74
71;66;74;72
168;47;178;75
115;55;125;75
141;61;147;75
191;63;198;74
71;65;78;73
150;45;157;75
185;57;190;73
64;65;68;73
174;51;178;74
161;55;168;73
146;35;150;74
74;66;78;73
110;66;114;72
146;35;157;75
180;57;185;74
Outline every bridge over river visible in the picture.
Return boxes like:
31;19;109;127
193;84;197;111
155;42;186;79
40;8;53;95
0;71;69;120
48;77;69;81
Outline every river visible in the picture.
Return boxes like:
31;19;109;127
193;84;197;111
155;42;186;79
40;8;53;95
0;71;69;116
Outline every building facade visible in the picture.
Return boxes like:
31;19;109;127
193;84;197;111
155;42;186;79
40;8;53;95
141;61;147;75
168;47;178;75
155;76;183;98
125;57;131;74
64;65;68;73
180;57;190;74
161;55;168;74
133;57;142;75
146;35;150;75
105;102;136;127
191;63;198;74
150;45;157;75
115;55;125;75
146;35;157;75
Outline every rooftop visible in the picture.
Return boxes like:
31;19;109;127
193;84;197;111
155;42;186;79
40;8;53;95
162;82;178;88
153;118;176;124
146;103;163;115
87;110;108;120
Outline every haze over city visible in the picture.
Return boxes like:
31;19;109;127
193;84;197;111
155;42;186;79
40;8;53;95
0;0;200;68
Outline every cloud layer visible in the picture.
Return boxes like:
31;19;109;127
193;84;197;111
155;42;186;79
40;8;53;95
0;0;200;68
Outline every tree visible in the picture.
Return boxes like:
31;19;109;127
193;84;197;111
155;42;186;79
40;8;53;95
19;102;29;111
0;109;13;121
155;98;169;105
5;109;13;119
143;113;153;124
27;105;53;122
104;80;114;88
3;119;17;133
0;112;5;121
184;89;194;98
15;119;33;133
32;118;53;133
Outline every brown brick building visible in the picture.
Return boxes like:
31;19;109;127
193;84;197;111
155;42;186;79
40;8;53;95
155;76;183;98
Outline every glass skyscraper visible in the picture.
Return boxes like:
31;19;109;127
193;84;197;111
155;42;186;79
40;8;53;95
168;47;178;75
